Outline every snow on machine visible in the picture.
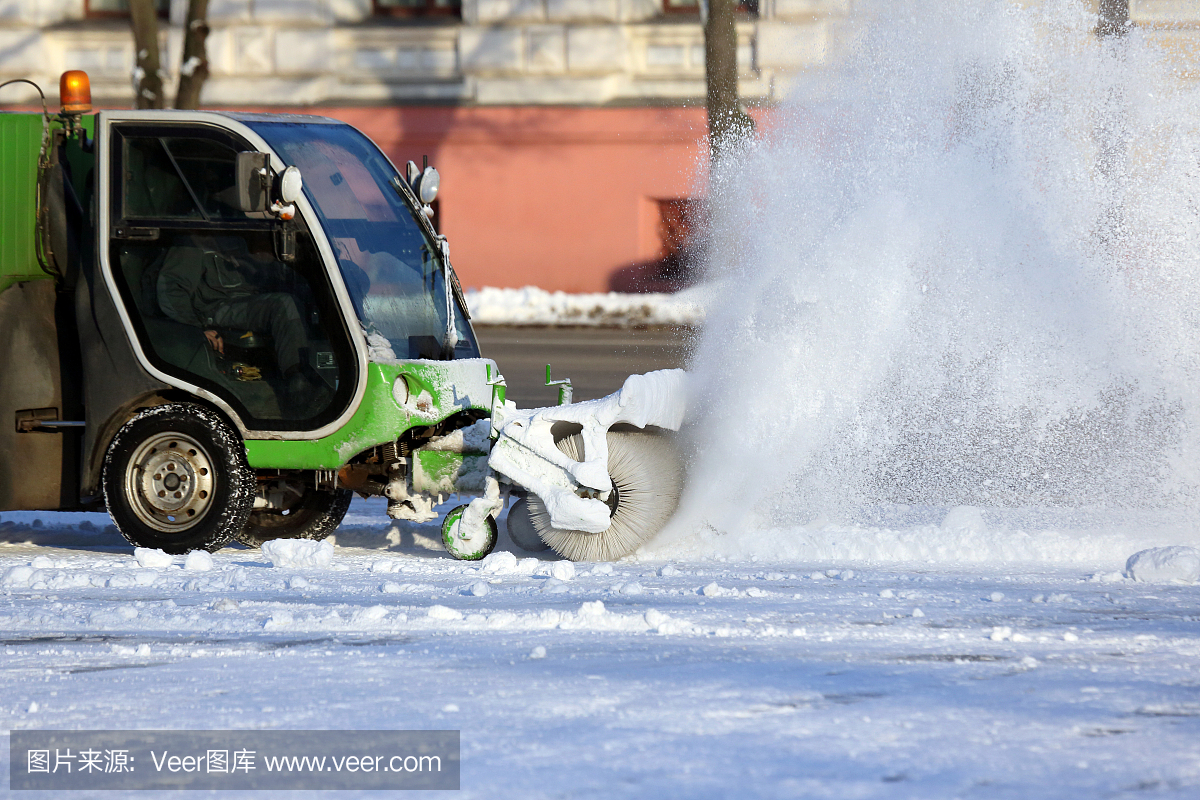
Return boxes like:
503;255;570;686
0;71;685;562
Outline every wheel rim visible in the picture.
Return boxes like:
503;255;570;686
123;431;216;533
443;507;495;560
444;510;472;558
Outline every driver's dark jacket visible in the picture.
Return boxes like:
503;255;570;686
157;236;273;328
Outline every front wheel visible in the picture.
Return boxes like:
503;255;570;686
102;404;255;554
235;487;352;548
442;504;498;561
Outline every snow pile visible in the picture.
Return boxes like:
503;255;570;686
261;539;334;569
536;561;575;581
133;548;172;568
479;551;540;576
183;551;213;572
2;563;143;591
1124;546;1200;584
427;605;463;621
1;565;36;588
464;285;709;327
940;506;988;536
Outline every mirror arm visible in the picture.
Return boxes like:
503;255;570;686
275;221;296;263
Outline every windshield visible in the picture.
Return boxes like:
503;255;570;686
245;121;478;361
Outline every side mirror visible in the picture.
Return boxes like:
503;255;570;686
235;151;269;213
414;166;439;205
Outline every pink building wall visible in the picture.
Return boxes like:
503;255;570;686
3;101;711;292
293;106;710;293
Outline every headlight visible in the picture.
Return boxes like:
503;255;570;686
393;374;410;406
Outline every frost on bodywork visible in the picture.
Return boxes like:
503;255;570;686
488;369;689;533
365;330;397;361
387;358;495;419
326;357;494;464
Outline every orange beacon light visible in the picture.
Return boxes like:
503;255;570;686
59;70;92;115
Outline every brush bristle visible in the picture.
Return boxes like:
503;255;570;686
527;430;683;561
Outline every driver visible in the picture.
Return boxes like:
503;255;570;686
156;234;329;415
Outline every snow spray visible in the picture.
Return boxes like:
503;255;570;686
649;0;1200;564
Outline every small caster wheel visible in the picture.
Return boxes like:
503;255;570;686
442;504;498;561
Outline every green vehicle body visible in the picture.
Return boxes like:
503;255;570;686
0;114;52;294
0;103;499;552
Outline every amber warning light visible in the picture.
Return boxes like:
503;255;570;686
59;70;92;115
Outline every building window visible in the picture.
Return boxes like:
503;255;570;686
609;198;703;294
663;0;758;15
85;0;170;17
373;0;463;18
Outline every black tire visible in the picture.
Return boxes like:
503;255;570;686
506;496;550;552
527;430;684;561
235;487;352;548
102;403;254;554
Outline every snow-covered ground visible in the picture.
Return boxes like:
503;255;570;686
464;285;708;327
3;498;1198;799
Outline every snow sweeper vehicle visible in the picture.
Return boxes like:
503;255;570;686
0;71;687;562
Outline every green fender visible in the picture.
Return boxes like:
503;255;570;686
243;358;497;471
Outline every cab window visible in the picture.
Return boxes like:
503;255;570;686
109;124;356;430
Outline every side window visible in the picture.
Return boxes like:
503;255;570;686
109;126;356;430
161;138;243;219
123;138;201;219
123;137;248;221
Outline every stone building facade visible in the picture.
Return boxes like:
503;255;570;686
1;0;844;108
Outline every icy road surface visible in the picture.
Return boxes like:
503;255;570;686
2;498;1198;799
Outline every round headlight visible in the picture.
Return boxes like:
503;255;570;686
393;374;410;407
417;166;439;205
278;166;303;204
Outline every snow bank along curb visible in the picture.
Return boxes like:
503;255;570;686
464;285;710;327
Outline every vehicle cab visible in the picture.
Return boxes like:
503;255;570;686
2;73;502;557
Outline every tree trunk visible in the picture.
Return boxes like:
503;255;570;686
1094;0;1130;251
704;0;752;161
175;0;211;110
1097;0;1129;39
129;0;164;109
